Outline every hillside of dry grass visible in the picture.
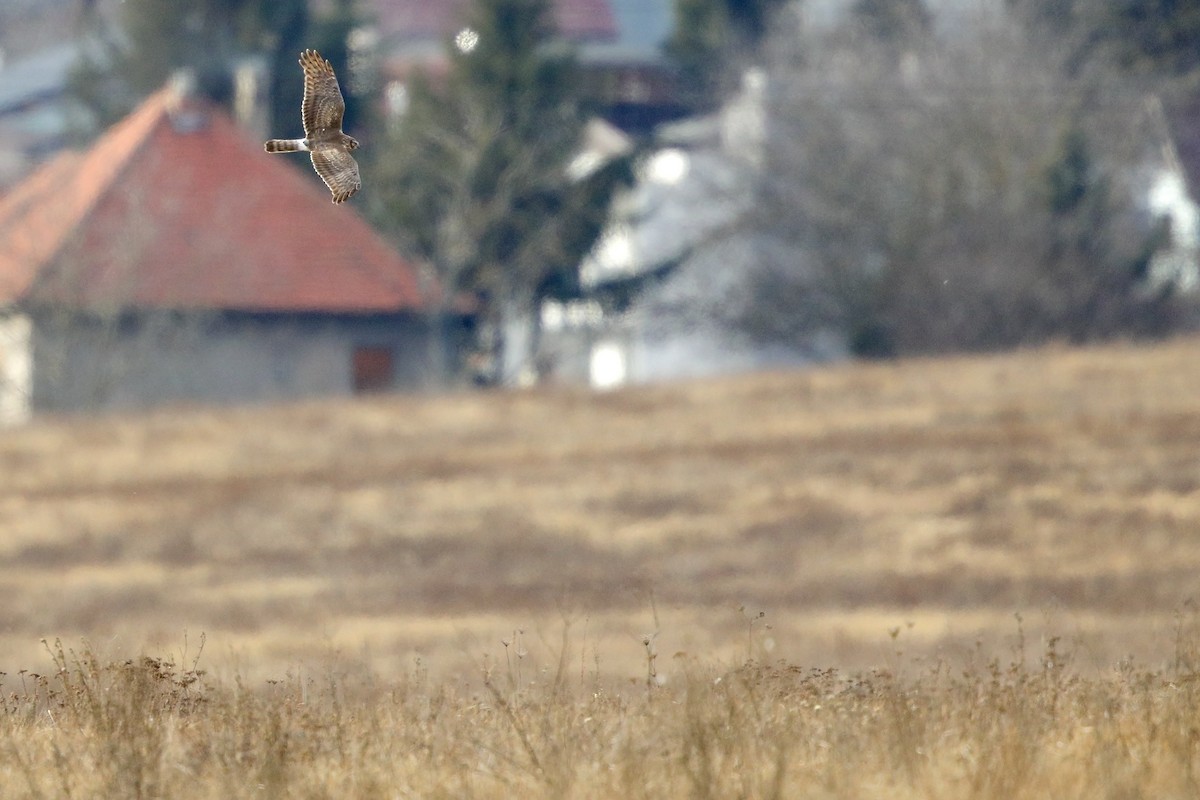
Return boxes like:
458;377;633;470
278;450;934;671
2;337;1200;680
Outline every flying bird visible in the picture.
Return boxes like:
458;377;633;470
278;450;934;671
265;50;361;204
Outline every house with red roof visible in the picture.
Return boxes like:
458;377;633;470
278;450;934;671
376;0;620;44
373;0;681;133
0;80;451;423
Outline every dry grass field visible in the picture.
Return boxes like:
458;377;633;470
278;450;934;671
3;336;1200;676
3;337;1200;796
4;632;1200;798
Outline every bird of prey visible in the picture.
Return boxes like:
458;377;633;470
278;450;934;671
265;49;361;204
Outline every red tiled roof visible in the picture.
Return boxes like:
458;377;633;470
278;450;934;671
0;151;83;300
554;0;619;40
0;88;432;314
376;0;618;42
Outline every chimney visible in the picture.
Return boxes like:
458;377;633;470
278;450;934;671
166;68;208;133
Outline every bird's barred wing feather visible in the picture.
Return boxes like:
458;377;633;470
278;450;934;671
300;49;346;137
310;146;361;204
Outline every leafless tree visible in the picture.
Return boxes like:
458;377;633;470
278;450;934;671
745;5;1187;357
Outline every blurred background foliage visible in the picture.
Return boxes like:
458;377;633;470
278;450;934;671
37;0;1200;370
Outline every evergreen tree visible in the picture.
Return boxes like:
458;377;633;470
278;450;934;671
370;0;631;384
261;1;310;145
1037;125;1176;342
665;0;788;109
306;0;376;139
665;0;730;107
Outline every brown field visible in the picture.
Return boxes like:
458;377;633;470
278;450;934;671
3;337;1200;795
4;336;1200;678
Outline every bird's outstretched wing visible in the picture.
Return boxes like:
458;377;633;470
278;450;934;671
310;146;361;204
300;49;347;137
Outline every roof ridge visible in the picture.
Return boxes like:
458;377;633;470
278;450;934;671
0;152;79;232
49;89;173;260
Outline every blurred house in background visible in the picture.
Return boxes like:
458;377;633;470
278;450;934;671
371;0;682;134
1149;95;1200;291
541;67;846;389
0;82;449;424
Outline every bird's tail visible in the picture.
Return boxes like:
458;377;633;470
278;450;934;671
264;139;307;153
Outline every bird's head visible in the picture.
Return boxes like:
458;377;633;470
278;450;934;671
346;136;360;151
